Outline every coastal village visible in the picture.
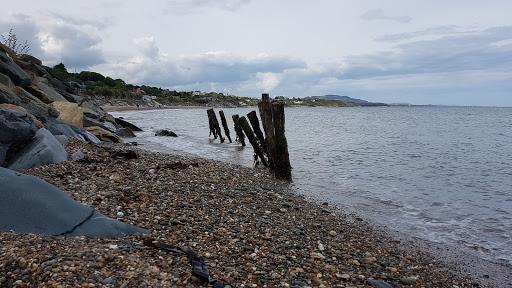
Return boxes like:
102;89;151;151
0;34;488;288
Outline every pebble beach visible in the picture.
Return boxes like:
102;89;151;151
0;141;481;287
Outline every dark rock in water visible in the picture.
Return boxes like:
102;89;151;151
0;49;31;87
8;128;68;170
155;129;178;137
0;107;38;145
116;127;136;138
115;117;142;131
0;167;147;238
368;279;394;288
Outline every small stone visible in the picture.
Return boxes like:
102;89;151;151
336;273;350;280
368;279;394;288
328;230;337;236
117;211;124;217
387;267;398;273
350;259;360;266
18;258;28;269
363;256;377;264
318;242;325;251
103;277;115;285
400;276;418;285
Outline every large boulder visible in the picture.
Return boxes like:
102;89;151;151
81;130;101;144
0;144;8;166
51;101;83;128
0;167;147;238
0;107;38;146
116;127;136;137
0;48;31;87
14;86;58;121
8;128;68;170
0;104;43;128
46;120;85;141
85;126;121;143
34;76;68;102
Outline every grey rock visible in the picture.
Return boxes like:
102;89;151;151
400;277;418;285
0;50;31;86
81;130;101;144
115;117;142;131
83;116;117;133
0;167;147;238
0;84;20;105
8;128;68;170
0;144;7;166
54;135;70;146
368;279;394;288
155;129;178;137
116;127;136;138
0;108;38;145
70;150;85;161
13;87;55;121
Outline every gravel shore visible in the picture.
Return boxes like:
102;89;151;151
1;141;480;287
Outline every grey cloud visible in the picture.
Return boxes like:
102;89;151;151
48;12;113;30
341;26;512;79
361;9;411;24
0;14;105;69
165;0;251;14
102;51;306;88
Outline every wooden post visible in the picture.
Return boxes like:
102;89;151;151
218;110;232;143
247;111;266;152
238;116;268;167
271;101;291;180
207;108;224;143
232;114;246;146
206;110;217;139
258;93;276;169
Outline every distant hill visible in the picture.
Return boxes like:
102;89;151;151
307;95;388;106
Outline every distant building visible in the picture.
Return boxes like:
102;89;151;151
142;95;157;102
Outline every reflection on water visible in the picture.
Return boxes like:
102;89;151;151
113;106;512;265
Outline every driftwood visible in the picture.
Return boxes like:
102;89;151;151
247;111;266;153
206;110;217;138
238;116;268;167
271;101;292;180
232;114;246;146
218;110;232;143
206;109;224;142
258;93;276;169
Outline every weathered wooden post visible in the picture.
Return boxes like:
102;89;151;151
271;101;291;180
247;111;266;152
218;110;232;143
232;114;246;146
238;116;268;167
207;110;217;139
207;108;224;143
258;93;276;169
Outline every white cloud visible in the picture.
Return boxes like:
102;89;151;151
165;0;251;14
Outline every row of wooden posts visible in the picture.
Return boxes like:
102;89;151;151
206;93;292;181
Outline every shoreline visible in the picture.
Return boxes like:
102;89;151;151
0;141;487;287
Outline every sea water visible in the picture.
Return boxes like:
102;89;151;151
112;106;512;265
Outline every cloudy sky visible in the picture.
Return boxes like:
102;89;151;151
1;0;512;106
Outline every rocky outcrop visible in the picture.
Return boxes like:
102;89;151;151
0;82;20;105
0;47;31;87
14;86;58;121
85;126;121;143
28;76;68;103
0;167;147;238
8;128;68;170
83;116;117;133
51;101;83;128
115;117;142;131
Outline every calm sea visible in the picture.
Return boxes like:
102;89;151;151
112;106;512;265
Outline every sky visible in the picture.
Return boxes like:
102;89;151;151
1;0;512;106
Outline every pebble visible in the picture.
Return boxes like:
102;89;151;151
328;230;337;236
400;276;418;285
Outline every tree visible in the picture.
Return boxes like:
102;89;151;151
1;27;30;55
51;63;69;81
